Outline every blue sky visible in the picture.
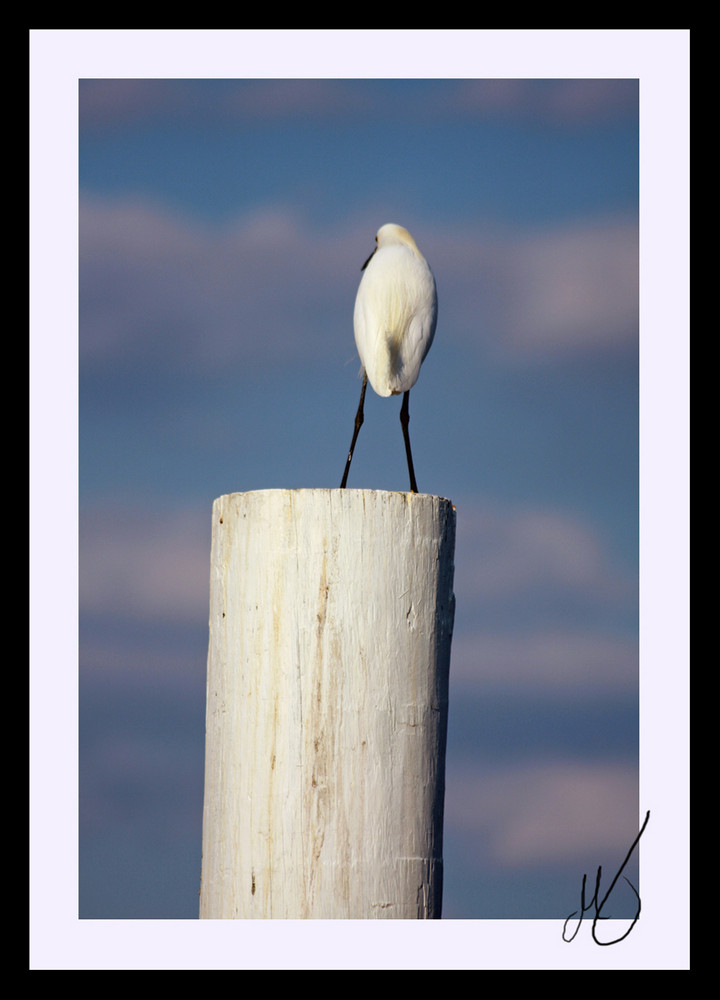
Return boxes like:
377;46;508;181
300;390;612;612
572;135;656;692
31;30;689;970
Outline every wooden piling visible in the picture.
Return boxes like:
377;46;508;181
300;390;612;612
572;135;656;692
199;489;456;918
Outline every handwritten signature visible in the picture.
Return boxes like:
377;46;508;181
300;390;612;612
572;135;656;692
562;810;650;946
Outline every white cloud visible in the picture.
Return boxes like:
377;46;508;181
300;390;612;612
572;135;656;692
79;79;376;130
493;219;639;356
80;505;210;625
446;499;637;697
80;494;632;628
450;629;637;695
433;217;638;360
80;197;638;378
79;79;637;131
79;490;636;704
447;758;638;867
79;79;193;128
453;498;636;607
79;197;360;374
434;79;637;125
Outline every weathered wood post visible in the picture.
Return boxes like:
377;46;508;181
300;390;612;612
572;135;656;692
199;488;456;918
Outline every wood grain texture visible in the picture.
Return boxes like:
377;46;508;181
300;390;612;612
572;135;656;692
199;489;456;918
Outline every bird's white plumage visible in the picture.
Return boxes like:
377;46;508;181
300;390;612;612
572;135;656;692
353;223;437;397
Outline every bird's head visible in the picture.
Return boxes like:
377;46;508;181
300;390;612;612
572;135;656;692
376;223;420;253
361;223;422;270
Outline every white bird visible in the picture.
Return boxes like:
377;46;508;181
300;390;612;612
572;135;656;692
340;223;438;494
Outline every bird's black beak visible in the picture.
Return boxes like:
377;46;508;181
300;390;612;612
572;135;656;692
361;248;376;271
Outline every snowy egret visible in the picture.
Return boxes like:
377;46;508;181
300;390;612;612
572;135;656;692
340;223;438;494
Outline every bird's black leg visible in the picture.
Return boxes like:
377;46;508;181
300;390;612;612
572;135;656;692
400;390;419;494
340;371;368;488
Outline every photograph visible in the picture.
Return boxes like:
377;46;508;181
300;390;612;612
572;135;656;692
30;29;689;970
